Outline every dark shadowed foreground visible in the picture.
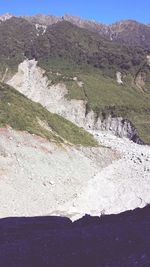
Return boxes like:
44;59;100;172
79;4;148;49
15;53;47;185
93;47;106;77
0;206;150;267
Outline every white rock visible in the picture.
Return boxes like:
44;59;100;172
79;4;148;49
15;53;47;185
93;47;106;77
35;24;47;35
116;71;123;84
0;13;13;22
146;55;150;66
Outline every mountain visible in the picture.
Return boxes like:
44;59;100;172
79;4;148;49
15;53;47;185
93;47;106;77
63;16;150;49
1;16;148;73
0;15;150;267
109;20;150;49
0;12;150;266
0;16;149;143
0;13;149;221
23;13;61;25
23;14;150;49
1;13;150;49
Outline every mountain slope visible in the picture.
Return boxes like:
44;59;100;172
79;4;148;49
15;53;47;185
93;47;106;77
0;82;97;146
0;16;149;143
7;59;150;144
1;13;150;49
0;17;149;80
62;16;150;49
0;14;150;228
23;14;150;49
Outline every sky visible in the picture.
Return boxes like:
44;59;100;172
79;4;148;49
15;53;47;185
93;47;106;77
0;0;150;24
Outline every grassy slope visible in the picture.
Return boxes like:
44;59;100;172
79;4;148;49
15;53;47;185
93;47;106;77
0;83;97;147
39;60;150;143
79;71;150;143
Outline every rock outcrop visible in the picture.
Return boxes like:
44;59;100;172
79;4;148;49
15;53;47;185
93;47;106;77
116;71;123;84
0;13;13;22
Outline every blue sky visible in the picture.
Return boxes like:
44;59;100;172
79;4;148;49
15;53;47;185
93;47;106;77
0;0;149;24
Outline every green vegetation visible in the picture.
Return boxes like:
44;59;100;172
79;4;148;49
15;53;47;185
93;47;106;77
0;83;97;146
38;59;150;143
0;18;149;82
78;71;150;143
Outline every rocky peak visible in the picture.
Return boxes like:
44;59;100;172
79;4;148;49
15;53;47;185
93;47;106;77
63;14;87;25
109;19;150;47
23;13;61;26
0;13;13;21
110;19;149;31
63;14;109;34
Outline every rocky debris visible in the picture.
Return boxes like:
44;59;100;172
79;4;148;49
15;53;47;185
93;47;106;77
7;59;143;144
0;126;149;221
5;59;150;219
0;127;116;220
62;129;150;220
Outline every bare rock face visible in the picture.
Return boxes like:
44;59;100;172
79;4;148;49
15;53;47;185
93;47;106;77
22;13;61;26
7;59;143;144
0;13;13;22
116;71;123;84
62;14;109;35
95;116;142;144
110;20;150;48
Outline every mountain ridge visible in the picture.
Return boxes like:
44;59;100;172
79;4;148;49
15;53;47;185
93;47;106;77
1;12;149;26
1;13;150;48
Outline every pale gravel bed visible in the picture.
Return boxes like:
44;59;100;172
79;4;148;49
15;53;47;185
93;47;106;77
0;127;149;221
0;127;116;220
